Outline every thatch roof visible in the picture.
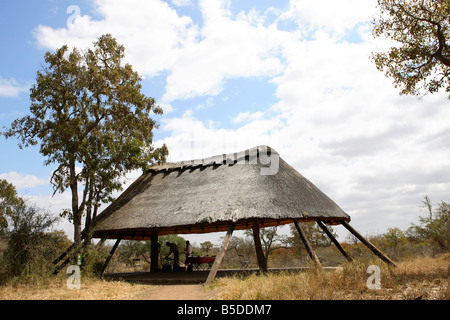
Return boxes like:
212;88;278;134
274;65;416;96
92;146;350;240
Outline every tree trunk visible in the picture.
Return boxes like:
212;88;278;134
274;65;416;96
83;177;95;245
70;158;81;245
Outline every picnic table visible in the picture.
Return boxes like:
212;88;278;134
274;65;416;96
185;256;215;270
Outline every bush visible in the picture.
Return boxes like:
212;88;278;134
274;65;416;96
79;244;110;277
408;196;450;253
0;202;68;285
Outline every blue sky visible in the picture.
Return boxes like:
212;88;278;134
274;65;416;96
1;0;449;245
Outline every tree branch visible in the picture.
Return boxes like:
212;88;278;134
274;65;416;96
432;22;450;67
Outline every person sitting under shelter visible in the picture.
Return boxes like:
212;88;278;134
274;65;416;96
164;241;179;265
185;240;193;271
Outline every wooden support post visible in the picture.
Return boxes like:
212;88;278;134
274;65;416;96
252;222;268;273
53;229;94;275
101;235;122;276
316;220;352;262
52;242;84;274
204;223;235;286
150;229;159;273
293;219;322;269
96;237;107;248
52;243;76;265
341;221;397;267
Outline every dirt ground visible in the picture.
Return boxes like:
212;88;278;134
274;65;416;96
141;284;215;300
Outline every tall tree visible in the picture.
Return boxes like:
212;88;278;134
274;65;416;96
371;0;450;98
3;34;168;245
244;226;282;264
0;179;25;234
409;196;450;252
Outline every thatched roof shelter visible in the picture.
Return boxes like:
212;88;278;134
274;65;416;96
89;146;395;282
93;146;350;240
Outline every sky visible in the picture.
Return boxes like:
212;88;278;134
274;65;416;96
0;0;449;246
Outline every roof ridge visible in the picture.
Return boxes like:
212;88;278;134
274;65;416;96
147;145;278;172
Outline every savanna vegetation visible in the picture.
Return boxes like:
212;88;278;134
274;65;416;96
1;3;449;299
1;176;448;299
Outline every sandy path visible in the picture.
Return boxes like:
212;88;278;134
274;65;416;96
141;284;215;300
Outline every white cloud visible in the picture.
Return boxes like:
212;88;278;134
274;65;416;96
33;0;289;103
232;111;264;124
34;0;196;76
0;172;48;189
158;108;284;162
170;0;194;7
283;0;376;36
161;0;289;101
0;76;29;97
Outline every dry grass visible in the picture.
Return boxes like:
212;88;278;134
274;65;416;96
0;276;153;300
0;254;448;300
213;253;450;300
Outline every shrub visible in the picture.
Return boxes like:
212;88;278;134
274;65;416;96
0;201;68;285
409;196;450;253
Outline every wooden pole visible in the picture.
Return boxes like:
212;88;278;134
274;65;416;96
96;237;107;248
252;222;268;273
52;230;92;274
52;243;76;265
341;221;397;267
204;223;235;286
316;220;352;262
52;242;84;274
150;229;159;273
293;219;322;269
100;235;122;276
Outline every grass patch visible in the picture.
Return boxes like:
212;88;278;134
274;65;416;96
213;253;450;300
0;275;153;300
